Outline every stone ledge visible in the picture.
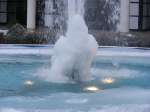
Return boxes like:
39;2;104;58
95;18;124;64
90;30;150;47
0;26;150;47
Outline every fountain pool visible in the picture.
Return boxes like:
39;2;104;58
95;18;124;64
0;45;150;112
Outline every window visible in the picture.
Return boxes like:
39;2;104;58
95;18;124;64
142;0;150;30
129;0;150;31
0;0;7;23
0;0;27;26
129;0;139;30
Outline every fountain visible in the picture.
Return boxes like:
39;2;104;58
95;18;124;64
43;0;98;83
0;1;150;111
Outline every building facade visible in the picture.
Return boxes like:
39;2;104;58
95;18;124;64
0;0;150;33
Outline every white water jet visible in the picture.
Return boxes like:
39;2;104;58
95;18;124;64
68;0;85;17
42;0;98;83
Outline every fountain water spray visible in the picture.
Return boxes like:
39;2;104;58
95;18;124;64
68;0;85;17
41;0;98;83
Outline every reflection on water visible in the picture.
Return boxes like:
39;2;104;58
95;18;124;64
101;77;115;84
24;80;34;86
83;86;101;92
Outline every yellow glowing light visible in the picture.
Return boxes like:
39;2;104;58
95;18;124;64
101;77;115;84
24;80;34;86
84;86;101;92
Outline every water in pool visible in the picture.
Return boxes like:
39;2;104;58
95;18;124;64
0;51;150;112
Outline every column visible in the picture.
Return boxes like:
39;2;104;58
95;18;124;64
27;0;36;29
120;0;129;32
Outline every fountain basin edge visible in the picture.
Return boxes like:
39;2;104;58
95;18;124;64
0;44;149;57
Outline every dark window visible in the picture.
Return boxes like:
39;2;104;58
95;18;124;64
0;0;27;27
142;0;150;30
0;0;7;23
129;0;150;31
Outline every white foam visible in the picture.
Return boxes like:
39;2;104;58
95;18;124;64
1;105;150;112
40;15;98;83
0;108;23;112
66;98;88;104
92;68;141;79
89;104;150;112
97;51;150;57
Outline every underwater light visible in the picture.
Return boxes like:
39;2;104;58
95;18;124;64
84;86;101;92
101;77;115;84
24;80;34;86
